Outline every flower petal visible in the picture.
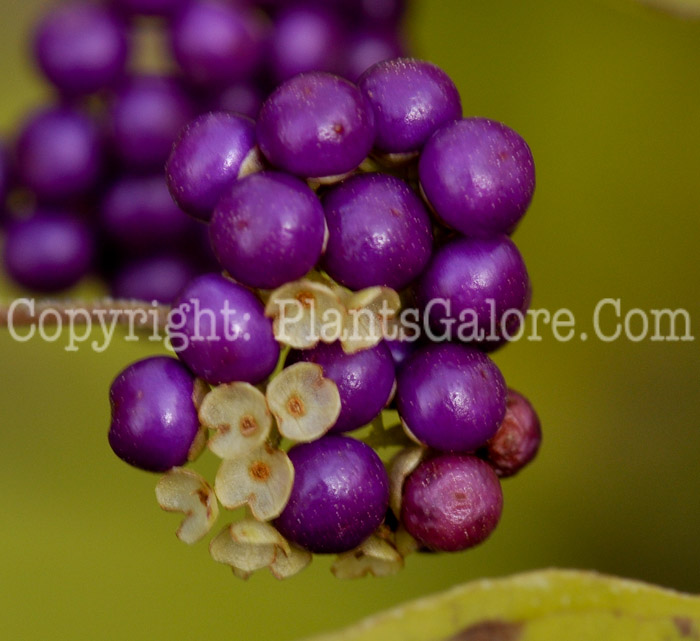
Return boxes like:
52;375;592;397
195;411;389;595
210;519;289;574
266;362;341;441
269;544;313;580
265;280;345;349
341;287;401;354
215;445;294;521
155;468;219;545
388;447;426;517
331;535;404;579
199;383;272;459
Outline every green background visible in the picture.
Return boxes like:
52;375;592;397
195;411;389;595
1;1;699;639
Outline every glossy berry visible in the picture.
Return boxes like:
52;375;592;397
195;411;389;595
396;343;506;452
166;112;258;222
257;72;375;179
111;254;197;304
108;356;200;472
359;58;461;154
275;436;389;553
107;75;196;171
322;173;433;290
33;2;127;95
288;341;395;434
401;454;503;552
484;389;542;478
170;273;280;385
100;174;193;253
4;211;94;292
384;336;418;372
419;118;535;238
417;235;531;345
15;106;102;202
210;171;326;289
169;1;266;88
268;5;342;83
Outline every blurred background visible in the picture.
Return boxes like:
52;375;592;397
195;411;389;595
1;0;699;639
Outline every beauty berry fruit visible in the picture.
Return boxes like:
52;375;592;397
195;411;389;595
322;173;433;291
209;171;326;290
401;454;503;552
419;117;535;238
170;273;280;385
484;388;542;478
359;57;462;154
257;71;375;179
397;343;506;452
166;112;258;222
108;356;200;472
275;436;390;553
417;235;531;345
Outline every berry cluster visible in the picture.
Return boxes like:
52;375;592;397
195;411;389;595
0;0;407;299
107;57;542;580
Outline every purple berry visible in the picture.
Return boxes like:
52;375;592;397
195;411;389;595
401;454;503;552
384;337;417;372
170;273;280;385
257;72;375;179
100;174;193;253
3;211;94;293
288;341;395;434
275;436;389;553
15;106;102;202
267;5;342;83
166;112;258;221
419;118;536;238
33;2;128;95
0;142;10;211
108;356;200;472
396;343;506;452
484;389;542;478
322;173;433;290
209;171;326;289
169;1;266;88
359;58;462;154
111;254;197;304
107;75;196;171
343;29;405;82
416;235;531;345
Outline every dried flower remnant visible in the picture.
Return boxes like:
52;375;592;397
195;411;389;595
215;444;294;521
331;535;404;579
155;468;219;544
266;362;341;441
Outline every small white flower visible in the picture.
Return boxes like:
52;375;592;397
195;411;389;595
215;444;294;521
340;286;401;354
155;468;219;545
388;447;426;517
210;519;290;576
265;279;345;349
199;382;272;459
269;544;312;580
266;362;341;442
331;535;404;579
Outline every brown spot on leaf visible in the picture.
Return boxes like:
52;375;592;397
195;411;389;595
249;461;271;482
287;395;305;418
446;620;523;641
674;617;700;639
239;415;258;436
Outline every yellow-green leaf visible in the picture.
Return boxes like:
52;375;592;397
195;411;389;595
302;569;700;641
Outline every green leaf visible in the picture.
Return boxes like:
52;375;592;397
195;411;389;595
301;569;700;641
